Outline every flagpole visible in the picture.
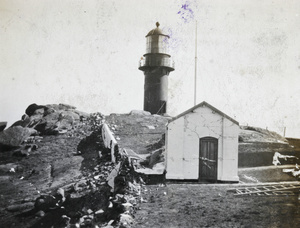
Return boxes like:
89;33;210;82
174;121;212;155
194;20;198;106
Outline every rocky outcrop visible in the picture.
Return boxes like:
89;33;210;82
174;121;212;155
34;110;79;135
239;126;287;143
0;126;37;149
11;103;90;135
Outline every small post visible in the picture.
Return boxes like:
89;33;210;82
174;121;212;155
283;127;286;137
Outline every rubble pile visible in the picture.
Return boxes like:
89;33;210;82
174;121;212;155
0;104;171;227
273;152;300;179
44;112;145;228
64;140;146;227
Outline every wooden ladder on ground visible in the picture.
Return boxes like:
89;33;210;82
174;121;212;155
232;183;300;196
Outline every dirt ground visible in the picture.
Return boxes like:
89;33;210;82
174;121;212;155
133;183;300;228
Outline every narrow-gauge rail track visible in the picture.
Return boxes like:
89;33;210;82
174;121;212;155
230;182;300;196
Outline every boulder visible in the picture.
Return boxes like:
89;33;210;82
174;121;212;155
25;144;38;152
25;103;47;117
27;113;44;128
35;111;79;135
74;179;88;192
33;108;45;116
129;110;151;116
79;215;94;227
11;113;43;129
34;195;59;211
0;122;7;132
73;110;90;119
122;202;133;212
63;110;80;121
0;126;37;148
119;213;134;227
34;190;65;212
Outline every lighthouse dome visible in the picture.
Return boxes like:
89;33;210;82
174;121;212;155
146;22;169;38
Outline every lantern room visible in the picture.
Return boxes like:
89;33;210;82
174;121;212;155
139;22;174;72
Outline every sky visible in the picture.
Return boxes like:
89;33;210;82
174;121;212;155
1;0;300;137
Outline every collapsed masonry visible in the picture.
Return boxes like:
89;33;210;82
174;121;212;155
75;116;151;228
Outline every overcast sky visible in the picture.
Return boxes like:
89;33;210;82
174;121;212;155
1;0;300;137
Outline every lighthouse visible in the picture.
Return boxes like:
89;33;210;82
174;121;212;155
139;22;175;115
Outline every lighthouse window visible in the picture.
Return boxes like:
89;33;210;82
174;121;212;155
158;36;168;53
146;36;152;53
146;36;168;54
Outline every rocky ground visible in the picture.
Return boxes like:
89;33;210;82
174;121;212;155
1;103;300;227
0;104;147;228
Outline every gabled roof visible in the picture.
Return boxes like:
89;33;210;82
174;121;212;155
169;101;239;125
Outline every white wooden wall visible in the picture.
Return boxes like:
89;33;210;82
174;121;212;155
166;106;239;182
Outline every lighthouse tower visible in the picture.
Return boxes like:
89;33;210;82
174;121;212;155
139;22;175;115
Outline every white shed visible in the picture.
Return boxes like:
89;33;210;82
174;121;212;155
166;101;239;182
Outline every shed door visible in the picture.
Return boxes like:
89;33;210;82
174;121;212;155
199;137;218;182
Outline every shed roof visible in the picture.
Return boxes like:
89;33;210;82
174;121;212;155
169;101;239;125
